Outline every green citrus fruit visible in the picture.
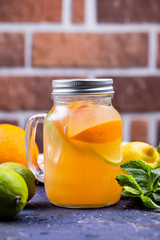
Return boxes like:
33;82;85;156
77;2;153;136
0;162;37;201
0;168;28;219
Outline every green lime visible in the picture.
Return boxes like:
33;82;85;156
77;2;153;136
0;162;37;201
0;168;28;219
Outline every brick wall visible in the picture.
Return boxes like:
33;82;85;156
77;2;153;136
0;0;160;150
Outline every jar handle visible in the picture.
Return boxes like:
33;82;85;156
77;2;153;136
25;113;47;183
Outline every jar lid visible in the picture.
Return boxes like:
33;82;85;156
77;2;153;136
52;79;114;95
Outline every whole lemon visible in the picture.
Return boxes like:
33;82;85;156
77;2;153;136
0;124;39;167
122;141;159;168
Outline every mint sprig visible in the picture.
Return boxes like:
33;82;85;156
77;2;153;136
156;143;160;156
116;160;160;209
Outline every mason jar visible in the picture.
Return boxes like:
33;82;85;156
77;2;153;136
25;79;123;208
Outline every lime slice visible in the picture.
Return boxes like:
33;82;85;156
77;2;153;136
92;149;123;165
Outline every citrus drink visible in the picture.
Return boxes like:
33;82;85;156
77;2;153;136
44;101;123;207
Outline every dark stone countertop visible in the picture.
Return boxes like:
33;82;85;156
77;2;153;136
0;185;160;240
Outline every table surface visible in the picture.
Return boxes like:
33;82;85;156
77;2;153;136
0;185;160;240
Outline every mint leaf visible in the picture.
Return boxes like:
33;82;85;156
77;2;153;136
116;174;143;195
157;144;160;156
121;160;151;173
122;190;140;198
150;166;160;190
121;160;151;190
150;193;160;202
116;160;160;209
140;195;160;209
158;178;160;188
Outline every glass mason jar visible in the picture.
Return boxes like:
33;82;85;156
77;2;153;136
25;79;123;208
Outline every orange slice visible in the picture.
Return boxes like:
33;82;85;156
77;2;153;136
69;120;122;144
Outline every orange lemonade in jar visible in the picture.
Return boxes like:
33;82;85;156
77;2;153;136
25;79;123;208
43;79;123;208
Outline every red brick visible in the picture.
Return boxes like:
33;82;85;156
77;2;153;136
97;77;160;112
0;33;24;66
0;0;62;22
157;33;160;67
97;0;160;23
0;76;52;111
32;33;148;67
130;120;148;143
41;0;62;22
72;0;85;23
2;76;160;112
0;76;85;111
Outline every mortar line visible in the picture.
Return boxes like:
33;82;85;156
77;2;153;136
25;32;32;68
148;117;157;146
148;27;158;70
121;114;130;142
62;0;72;26
0;67;160;77
1;23;160;32
85;0;97;27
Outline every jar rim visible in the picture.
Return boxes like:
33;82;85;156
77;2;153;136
52;79;114;95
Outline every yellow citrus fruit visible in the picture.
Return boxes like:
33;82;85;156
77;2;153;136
0;124;39;168
0;162;37;201
122;141;160;168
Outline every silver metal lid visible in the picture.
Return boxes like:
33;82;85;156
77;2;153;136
52;79;114;95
